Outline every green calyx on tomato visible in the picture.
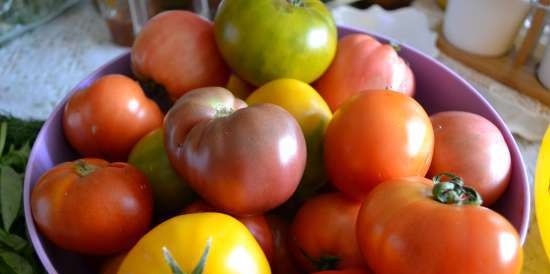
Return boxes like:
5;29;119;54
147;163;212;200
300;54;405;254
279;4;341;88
163;238;211;274
432;173;483;206
74;160;98;177
300;249;340;271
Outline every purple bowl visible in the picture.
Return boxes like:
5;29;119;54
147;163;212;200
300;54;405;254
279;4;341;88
23;26;530;274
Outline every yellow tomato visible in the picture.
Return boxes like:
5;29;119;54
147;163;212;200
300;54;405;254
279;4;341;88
117;213;271;274
246;78;333;203
536;125;550;262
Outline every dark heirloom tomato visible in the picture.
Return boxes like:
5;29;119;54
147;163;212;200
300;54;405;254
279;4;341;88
31;159;153;255
315;34;415;111
324;90;433;200
182;200;275;263
266;215;302;274
214;0;337;86
164;87;306;216
356;175;523;274
132;10;230;101
63;74;163;161
427;111;511;206
289;193;365;272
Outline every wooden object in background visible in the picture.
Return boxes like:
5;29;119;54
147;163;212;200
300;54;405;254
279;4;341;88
514;0;550;66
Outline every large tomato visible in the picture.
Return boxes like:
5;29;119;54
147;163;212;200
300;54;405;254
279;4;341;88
427;111;511;206
266;216;302;274
356;175;523;274
314;34;415;111
214;0;337;86
132;10;230;101
246;79;333;204
289;192;365;272
128;128;195;217
182;200;275;263
63;74;163;161
164;87;306;216
117;213;270;274
324;90;433;200
31;158;153;255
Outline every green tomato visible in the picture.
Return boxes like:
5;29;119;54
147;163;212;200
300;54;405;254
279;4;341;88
214;0;337;86
128;128;194;217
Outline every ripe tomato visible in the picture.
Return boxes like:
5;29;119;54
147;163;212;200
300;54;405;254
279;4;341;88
427;111;511;206
128;128;195;217
266;215;301;274
356;175;523;274
246;79;333;204
132;11;230;101
182;200;275;263
214;0;337;86
100;253;126;274
31;158;153;255
314;34;415;111
312;270;371;274
63;74;163;161
289;192;365;272
117;213;270;274
324;90;433;199
164;87;306;216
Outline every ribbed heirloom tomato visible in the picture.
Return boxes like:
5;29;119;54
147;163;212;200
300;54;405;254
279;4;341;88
324;90;433;199
356;175;523;274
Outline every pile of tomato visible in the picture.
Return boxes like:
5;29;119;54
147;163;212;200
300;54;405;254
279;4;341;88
30;1;524;274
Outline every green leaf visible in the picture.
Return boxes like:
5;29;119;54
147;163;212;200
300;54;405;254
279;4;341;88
0;250;33;274
0;166;22;232
0;122;7;156
0;143;30;173
0;229;27;252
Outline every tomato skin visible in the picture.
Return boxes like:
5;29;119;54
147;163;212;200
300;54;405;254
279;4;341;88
246;79;333;204
31;159;153;255
356;177;523;274
128;128;195;216
132;10;230;101
117;213;271;274
289;192;365;272
311;269;371;274
182;200;275;263
427;111;511;206
266;216;302;274
63;74;163;161
164;87;306;216
324;90;433;200
314;34;415;111
214;0;337;86
100;253;126;274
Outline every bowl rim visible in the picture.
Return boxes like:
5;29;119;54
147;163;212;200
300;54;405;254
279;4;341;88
23;26;531;274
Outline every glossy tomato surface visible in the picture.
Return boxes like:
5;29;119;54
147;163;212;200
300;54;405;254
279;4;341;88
164;87;306;216
324;90;433;199
427;111;511;206
356;176;523;274
214;0;337;86
315;33;415;111
132;10;230;100
266;215;301;274
62;74;163;161
117;213;270;274
31;159;153;255
289;192;365;272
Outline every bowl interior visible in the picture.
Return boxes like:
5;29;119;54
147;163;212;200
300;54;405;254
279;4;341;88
23;27;530;274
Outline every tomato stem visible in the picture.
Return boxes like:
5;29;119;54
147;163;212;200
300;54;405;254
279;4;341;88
162;238;211;274
432;173;483;205
74;160;99;177
300;247;340;271
288;0;304;7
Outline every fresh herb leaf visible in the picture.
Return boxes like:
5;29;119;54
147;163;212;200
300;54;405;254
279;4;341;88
0;122;7;156
0;229;27;252
0;250;33;274
0;143;30;173
0;166;22;232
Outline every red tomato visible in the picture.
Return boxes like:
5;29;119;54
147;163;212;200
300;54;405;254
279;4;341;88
289;193;365;272
266;215;302;274
311;269;371;274
314;34;415;111
31;159;153;255
132;10;230;101
356;175;523;274
428;111;511;206
63;74;163;161
182;200;275;262
164;87;306;216
324;90;433;200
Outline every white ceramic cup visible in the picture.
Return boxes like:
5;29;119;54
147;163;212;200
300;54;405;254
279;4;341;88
443;0;531;57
